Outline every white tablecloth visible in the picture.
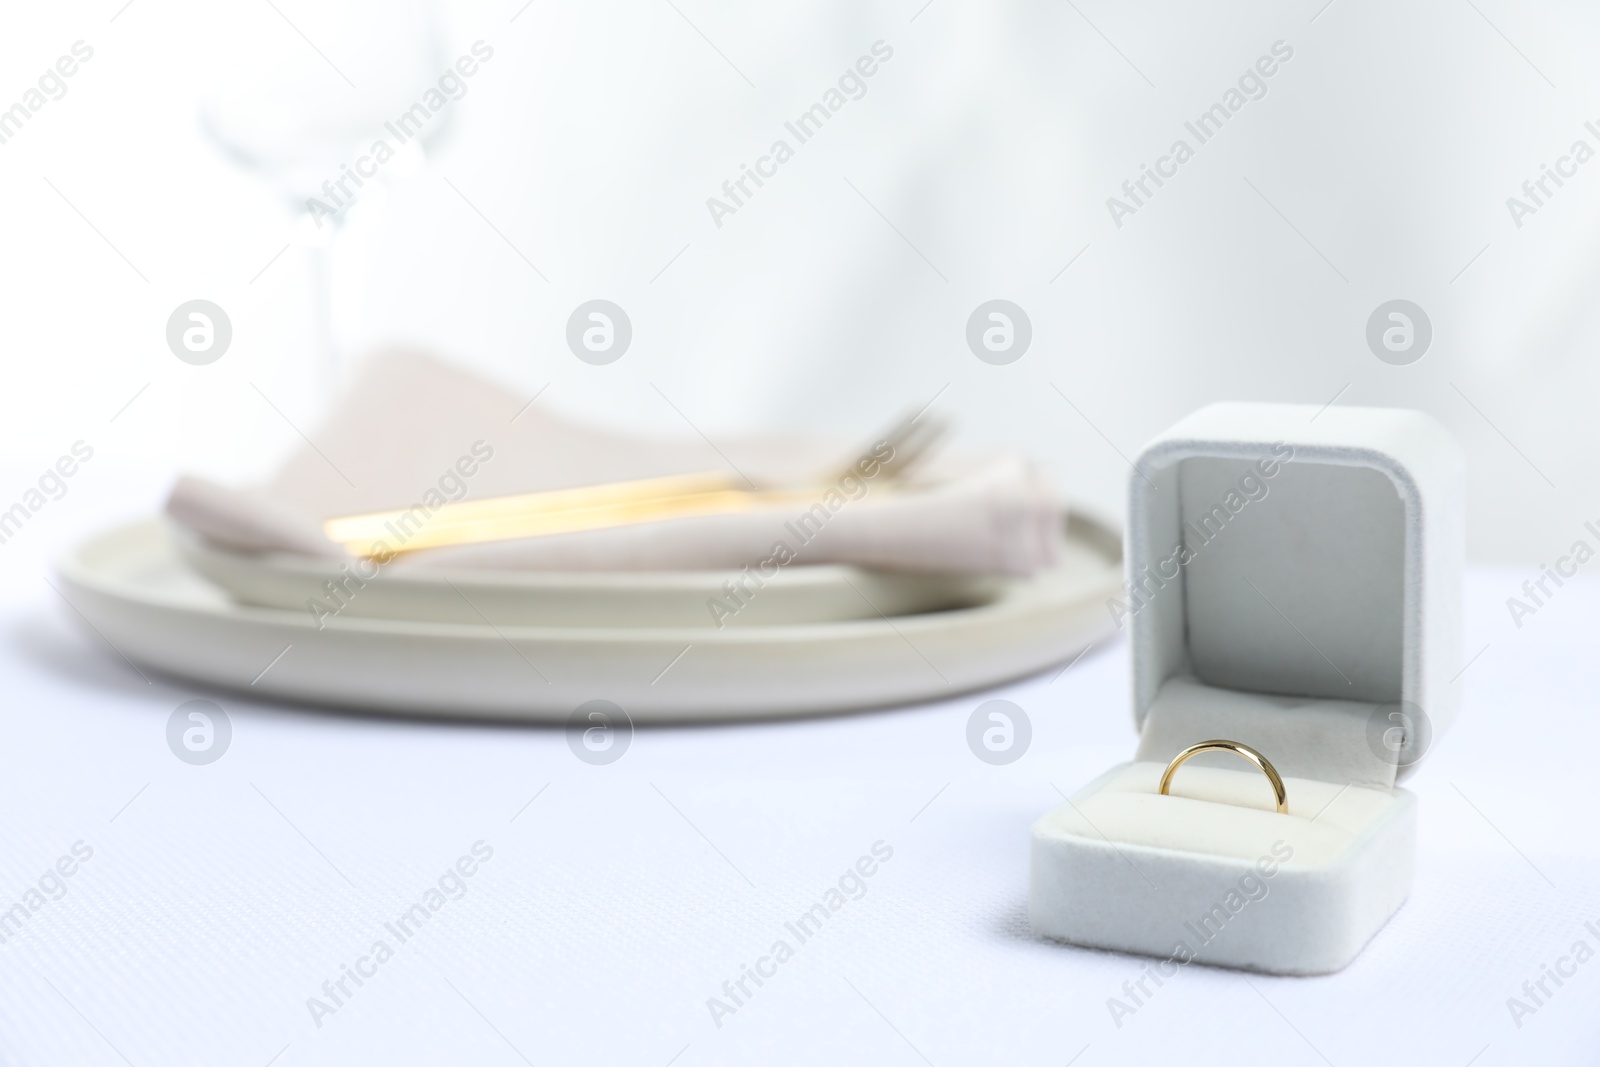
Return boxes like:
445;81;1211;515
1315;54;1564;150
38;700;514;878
0;561;1596;1066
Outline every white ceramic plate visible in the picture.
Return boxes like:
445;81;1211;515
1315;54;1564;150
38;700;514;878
56;518;1123;722
172;526;1004;628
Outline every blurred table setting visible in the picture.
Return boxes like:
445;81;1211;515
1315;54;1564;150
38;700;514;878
57;351;1121;721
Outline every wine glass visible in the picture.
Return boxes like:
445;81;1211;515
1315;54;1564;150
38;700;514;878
197;0;454;386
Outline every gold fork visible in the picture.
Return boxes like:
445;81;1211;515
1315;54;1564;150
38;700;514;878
323;411;948;558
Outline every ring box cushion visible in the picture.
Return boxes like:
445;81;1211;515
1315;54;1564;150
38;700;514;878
1030;403;1463;974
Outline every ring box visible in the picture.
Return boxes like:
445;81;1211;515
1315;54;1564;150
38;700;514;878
1030;403;1464;974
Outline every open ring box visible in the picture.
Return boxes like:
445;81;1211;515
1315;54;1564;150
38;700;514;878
1030;403;1464;974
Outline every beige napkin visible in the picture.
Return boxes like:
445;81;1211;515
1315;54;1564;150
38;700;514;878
166;352;1062;574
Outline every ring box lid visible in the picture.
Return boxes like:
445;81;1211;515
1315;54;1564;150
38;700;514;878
1124;403;1464;786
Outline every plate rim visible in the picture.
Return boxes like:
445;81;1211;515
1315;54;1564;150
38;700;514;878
60;517;1123;645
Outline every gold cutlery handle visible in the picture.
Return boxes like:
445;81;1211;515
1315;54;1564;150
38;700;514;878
325;477;818;557
326;471;736;545
320;411;946;559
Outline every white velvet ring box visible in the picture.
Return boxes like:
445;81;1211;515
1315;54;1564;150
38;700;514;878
1030;402;1465;975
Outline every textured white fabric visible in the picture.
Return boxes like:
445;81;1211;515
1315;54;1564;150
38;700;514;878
0;564;1596;1064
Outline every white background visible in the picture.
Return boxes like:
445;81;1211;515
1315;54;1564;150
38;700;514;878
4;0;1600;560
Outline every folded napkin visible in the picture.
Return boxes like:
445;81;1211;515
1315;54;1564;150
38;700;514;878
166;352;1062;574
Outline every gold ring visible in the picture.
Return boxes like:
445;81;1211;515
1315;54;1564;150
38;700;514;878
1158;740;1287;814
